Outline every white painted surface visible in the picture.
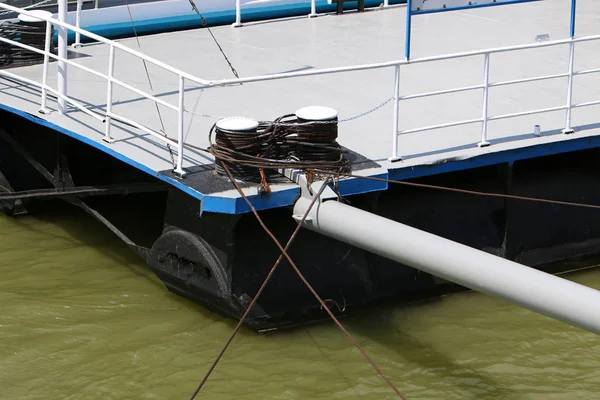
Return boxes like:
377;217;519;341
216;117;260;131
18;10;52;22
0;0;599;199
295;106;338;121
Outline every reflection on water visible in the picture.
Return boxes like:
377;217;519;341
0;208;599;400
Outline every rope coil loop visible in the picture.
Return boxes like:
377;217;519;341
0;13;55;68
209;108;350;183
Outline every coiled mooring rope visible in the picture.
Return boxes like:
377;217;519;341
209;114;350;182
0;20;55;67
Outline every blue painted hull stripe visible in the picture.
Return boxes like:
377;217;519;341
0;104;307;214
0;103;205;200
388;133;600;181
70;0;406;41
3;102;600;213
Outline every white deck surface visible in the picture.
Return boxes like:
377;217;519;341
1;0;600;210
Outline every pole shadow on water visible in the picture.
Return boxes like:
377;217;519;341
345;306;518;399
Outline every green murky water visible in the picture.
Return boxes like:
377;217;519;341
1;208;599;400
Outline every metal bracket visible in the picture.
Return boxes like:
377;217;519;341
282;169;337;222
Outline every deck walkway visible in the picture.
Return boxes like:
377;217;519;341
0;0;599;213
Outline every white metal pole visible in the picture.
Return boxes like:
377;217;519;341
563;40;575;134
103;45;115;143
175;75;185;176
309;0;317;18
232;0;242;27
73;0;83;48
389;65;401;161
384;0;389;6
57;0;68;114
295;198;600;335
478;52;491;147
39;20;52;114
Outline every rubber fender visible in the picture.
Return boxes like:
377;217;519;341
149;229;231;300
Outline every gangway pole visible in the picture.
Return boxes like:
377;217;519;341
294;195;600;335
57;0;68;114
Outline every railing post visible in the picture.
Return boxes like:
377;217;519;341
103;45;115;143
389;65;401;162
39;20;52;114
232;0;242;27
478;52;491;147
563;40;575;134
57;0;68;114
309;0;317;18
72;0;83;48
174;75;186;176
383;0;389;6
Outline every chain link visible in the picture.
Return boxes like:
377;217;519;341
338;96;394;123
184;96;394;125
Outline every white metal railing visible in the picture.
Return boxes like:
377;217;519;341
232;0;397;26
233;0;320;25
199;34;600;161
0;2;214;175
385;36;600;160
0;2;599;175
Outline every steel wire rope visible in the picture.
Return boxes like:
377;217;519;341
174;132;600;213
310;171;600;211
124;0;176;167
176;134;600;213
188;176;334;400
207;119;351;178
189;162;408;400
186;0;240;80
0;19;55;66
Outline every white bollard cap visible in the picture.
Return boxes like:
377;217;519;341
295;106;338;121
18;10;52;23
216;117;259;132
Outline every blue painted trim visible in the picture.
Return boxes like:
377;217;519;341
0;103;205;201
201;187;301;214
388;134;600;181
0;104;387;214
337;171;388;194
410;0;537;15
3;103;599;214
570;0;576;38
70;0;406;42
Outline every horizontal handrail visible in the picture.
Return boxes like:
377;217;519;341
205;33;600;87
573;99;600;108
574;68;600;76
399;117;483;135
0;2;599;172
3;1;598;90
490;72;570;87
399;84;484;100
488;105;567;121
0;2;211;86
0;34;177;113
